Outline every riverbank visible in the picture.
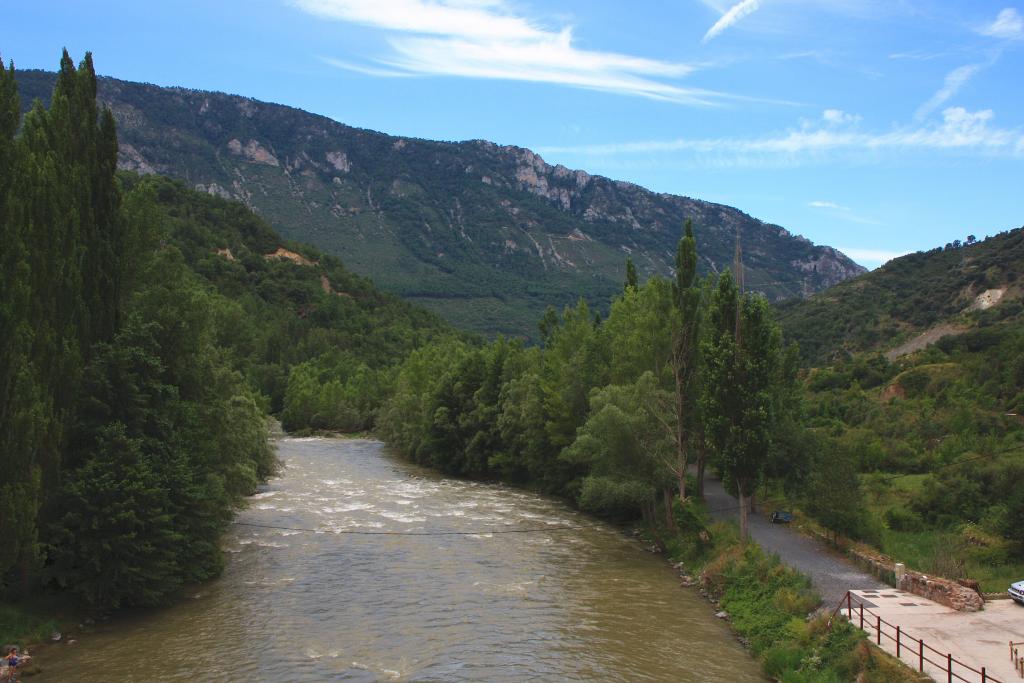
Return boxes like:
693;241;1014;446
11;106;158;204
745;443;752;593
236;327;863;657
659;500;927;682
0;597;85;678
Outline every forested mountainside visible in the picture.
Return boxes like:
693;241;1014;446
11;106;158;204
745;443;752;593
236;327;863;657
0;54;455;609
16;70;864;336
777;227;1024;366
772;227;1024;591
128;174;458;423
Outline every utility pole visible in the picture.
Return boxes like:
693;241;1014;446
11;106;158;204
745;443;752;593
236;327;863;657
733;224;756;525
734;225;744;346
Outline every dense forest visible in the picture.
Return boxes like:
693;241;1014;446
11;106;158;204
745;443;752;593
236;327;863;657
371;236;809;545
0;52;455;610
364;232;1024;591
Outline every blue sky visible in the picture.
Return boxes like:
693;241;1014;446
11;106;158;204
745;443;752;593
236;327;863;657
5;1;1023;267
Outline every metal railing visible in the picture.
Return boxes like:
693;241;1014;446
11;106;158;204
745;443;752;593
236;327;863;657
829;591;1003;683
1009;641;1024;678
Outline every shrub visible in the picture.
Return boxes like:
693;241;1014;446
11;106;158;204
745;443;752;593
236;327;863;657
762;643;804;679
576;476;650;518
773;586;820;616
885;507;925;532
898;369;931;398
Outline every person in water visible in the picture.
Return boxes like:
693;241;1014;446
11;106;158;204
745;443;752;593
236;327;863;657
3;647;20;682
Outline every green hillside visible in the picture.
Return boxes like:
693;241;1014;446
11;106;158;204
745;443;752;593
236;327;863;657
16;69;865;337
128;173;459;418
777;228;1024;366
780;229;1024;591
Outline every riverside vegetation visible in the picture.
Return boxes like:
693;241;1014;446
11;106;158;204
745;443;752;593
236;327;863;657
0;51;455;633
666;507;925;682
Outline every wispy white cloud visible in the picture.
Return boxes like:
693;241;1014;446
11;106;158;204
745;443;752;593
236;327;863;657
914;8;1023;121
809;200;847;210
537;107;1024;163
319;56;413;78
889;50;950;61
296;0;542;41
778;50;828;61
979;7;1024;40
697;0;911;39
703;0;762;43
297;0;728;105
808;200;881;225
915;63;984;120
838;247;908;267
822;109;860;126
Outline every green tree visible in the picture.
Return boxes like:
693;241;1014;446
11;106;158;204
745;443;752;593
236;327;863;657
561;373;674;521
541;299;609;457
49;422;183;608
703;272;785;542
602;276;673;386
377;339;469;460
0;56;41;587
804;439;872;543
624;257;638;291
669;220;701;501
1;51;127;590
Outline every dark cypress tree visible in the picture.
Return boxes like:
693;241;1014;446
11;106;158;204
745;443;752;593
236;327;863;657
624;256;638;291
92;108;125;340
0;50;128;591
0;56;45;588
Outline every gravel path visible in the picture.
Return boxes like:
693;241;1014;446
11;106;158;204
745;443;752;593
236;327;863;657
701;472;887;608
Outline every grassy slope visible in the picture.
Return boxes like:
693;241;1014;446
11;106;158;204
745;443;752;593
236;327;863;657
777;227;1024;366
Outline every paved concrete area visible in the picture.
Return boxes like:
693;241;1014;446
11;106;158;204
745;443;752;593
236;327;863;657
846;589;1024;682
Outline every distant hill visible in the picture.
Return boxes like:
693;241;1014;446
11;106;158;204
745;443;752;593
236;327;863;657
777;228;1024;366
129;173;457;414
16;69;865;336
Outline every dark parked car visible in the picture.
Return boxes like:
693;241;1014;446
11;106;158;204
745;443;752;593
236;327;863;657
770;511;793;524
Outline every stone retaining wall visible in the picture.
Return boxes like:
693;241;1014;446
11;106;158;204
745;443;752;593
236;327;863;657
900;571;984;611
806;528;984;612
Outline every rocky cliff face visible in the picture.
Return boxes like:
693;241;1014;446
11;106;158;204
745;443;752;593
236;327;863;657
17;70;866;336
471;141;864;293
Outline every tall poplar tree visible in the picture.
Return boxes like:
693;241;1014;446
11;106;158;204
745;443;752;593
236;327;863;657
0;56;44;586
669;220;701;501
702;275;784;543
624;257;638;291
0;50;126;590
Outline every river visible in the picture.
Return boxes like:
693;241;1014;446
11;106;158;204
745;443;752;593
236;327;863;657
39;438;763;682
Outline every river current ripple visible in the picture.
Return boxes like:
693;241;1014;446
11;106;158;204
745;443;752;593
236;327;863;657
40;438;763;682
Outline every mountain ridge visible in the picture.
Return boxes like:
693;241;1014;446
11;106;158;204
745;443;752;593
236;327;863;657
16;68;866;336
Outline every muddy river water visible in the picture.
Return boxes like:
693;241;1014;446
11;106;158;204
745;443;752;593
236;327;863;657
40;438;763;682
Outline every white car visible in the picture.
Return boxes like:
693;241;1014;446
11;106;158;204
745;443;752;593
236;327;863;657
1009;581;1024;605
